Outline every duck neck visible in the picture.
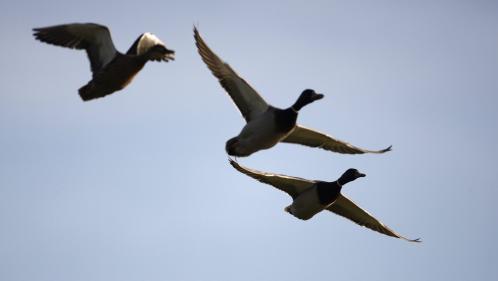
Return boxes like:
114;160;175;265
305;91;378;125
316;181;342;205
274;107;298;133
291;99;309;111
288;106;299;114
337;176;352;186
334;179;342;188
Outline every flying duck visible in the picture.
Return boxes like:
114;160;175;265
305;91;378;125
229;159;420;242
194;27;391;157
33;23;175;101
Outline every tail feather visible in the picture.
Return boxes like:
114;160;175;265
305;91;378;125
225;137;239;156
78;83;109;101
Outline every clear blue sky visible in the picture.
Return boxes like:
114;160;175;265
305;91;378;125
1;1;497;280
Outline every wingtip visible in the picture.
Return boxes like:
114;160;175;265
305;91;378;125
193;25;200;37
379;145;392;153
193;26;202;45
403;237;422;243
193;21;200;31
364;145;392;154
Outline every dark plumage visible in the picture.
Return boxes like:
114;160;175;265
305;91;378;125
316;169;365;205
273;89;324;133
33;23;175;101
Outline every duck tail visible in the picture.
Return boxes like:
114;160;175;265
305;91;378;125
78;83;95;101
225;137;239;156
78;82;107;101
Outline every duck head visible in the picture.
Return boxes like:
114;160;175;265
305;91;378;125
145;45;175;62
337;168;366;186
291;89;324;111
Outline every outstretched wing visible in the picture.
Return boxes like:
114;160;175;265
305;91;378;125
33;23;117;73
229;159;314;199
282;125;392;154
327;195;420;242
194;27;268;122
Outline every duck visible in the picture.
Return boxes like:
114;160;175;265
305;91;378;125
229;159;420;242
194;27;391;157
33;23;175;101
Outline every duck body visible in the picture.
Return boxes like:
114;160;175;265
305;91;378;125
286;181;342;220
33;23;175;101
79;53;147;101
226;106;298;156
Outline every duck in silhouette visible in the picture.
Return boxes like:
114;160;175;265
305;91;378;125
33;23;175;101
229;159;420;242
194;27;390;157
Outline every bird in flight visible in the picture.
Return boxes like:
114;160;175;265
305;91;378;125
229;159;420;242
33;23;175;101
194;27;391;157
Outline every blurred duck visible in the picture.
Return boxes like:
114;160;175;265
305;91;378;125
33;23;175;101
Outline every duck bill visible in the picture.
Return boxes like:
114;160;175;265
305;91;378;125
312;93;324;101
358;173;366;177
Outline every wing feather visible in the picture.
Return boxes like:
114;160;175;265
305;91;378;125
33;23;117;73
194;27;268;122
229;159;314;199
327;195;420;242
283;125;392;154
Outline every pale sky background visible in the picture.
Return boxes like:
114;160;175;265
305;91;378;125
1;0;498;280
